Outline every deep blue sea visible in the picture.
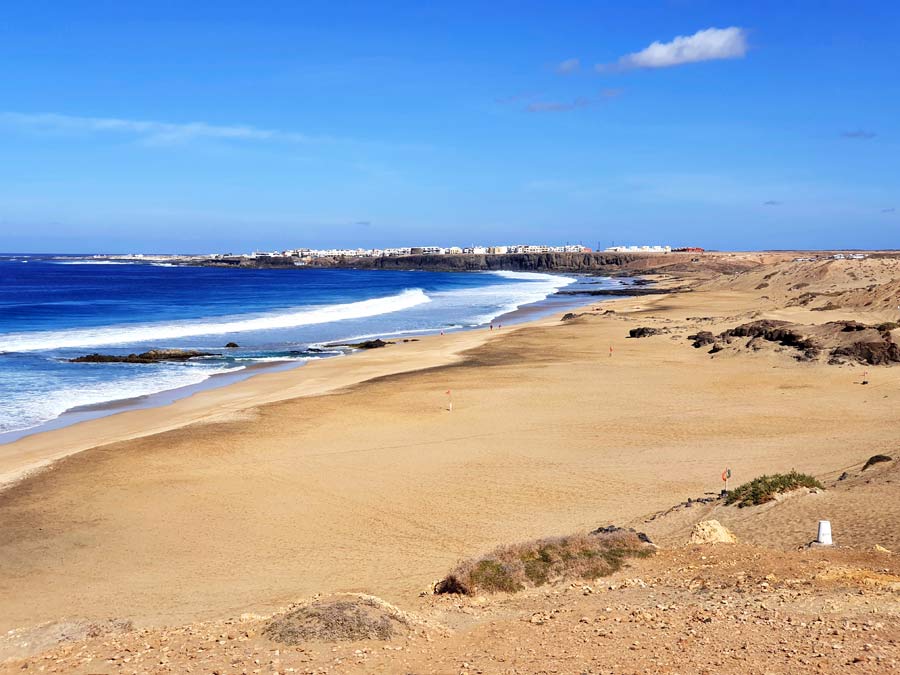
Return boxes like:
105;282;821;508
0;256;623;438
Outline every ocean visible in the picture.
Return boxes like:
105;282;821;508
0;256;622;439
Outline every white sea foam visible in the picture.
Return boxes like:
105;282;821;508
0;288;431;352
51;260;135;265
0;363;243;435
443;271;576;324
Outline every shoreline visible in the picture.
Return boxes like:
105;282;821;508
0;269;598;453
0;299;593;492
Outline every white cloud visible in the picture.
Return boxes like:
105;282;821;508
0;112;326;145
556;58;580;74
600;27;748;71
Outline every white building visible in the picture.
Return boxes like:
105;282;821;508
383;247;412;257
605;245;671;253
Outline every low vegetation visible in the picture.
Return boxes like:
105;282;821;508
725;471;824;508
435;530;653;595
264;597;408;644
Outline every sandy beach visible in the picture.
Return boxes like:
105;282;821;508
1;255;899;673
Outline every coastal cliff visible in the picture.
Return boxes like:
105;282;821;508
323;252;640;273
198;252;646;274
193;251;761;276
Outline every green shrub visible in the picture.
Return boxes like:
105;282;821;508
725;471;824;507
436;530;653;595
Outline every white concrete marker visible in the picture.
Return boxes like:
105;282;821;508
817;520;833;546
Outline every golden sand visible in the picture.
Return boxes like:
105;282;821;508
1;255;899;636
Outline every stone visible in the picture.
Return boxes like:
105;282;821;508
689;520;738;545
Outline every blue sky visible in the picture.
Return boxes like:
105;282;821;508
0;0;897;253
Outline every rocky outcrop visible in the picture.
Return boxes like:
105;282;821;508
689;520;737;545
225;342;240;348
69;349;218;364
688;331;716;348
342;339;392;350
830;340;900;365
716;320;822;361
628;327;661;338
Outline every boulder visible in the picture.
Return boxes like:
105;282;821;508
688;331;716;348
225;342;240;348
689;520;738;545
628;327;660;338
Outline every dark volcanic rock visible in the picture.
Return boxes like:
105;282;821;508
834;321;867;332
688;331;716;348
346;339;392;349
720;320;821;359
862;454;892;470
628;327;661;338
225;342;240;348
70;349;218;364
557;286;679;297
830;340;900;365
590;525;653;545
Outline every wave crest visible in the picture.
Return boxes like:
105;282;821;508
0;288;431;352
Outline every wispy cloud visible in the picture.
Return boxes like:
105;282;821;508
598;27;748;71
556;58;580;74
0;111;332;145
494;92;540;105
762;200;783;206
841;129;876;140
523;88;623;114
883;207;896;213
526;97;592;113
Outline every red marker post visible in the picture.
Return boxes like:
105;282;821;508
722;467;732;493
446;389;453;412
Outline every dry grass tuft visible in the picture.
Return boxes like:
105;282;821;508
435;530;653;595
264;596;409;644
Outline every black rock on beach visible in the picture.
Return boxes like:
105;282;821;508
69;349;219;364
